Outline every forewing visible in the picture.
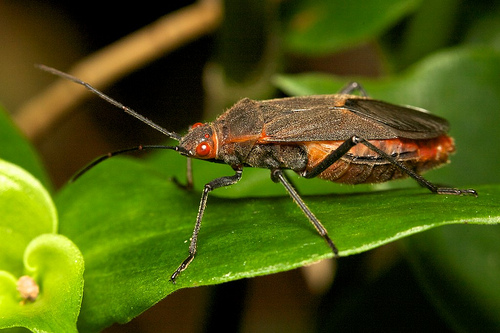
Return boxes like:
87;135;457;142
344;99;449;139
259;96;449;142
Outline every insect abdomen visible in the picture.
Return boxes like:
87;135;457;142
301;135;455;184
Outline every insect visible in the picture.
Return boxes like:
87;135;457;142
38;65;477;282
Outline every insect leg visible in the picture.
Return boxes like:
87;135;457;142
358;139;477;196
303;136;477;196
338;82;368;97
186;158;193;190
171;158;194;191
271;168;339;255
302;137;359;179
170;169;243;283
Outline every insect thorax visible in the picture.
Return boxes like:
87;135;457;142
244;144;308;171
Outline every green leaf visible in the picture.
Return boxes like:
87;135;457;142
55;156;499;332
0;159;56;276
0;234;84;333
0;160;84;332
0;106;51;189
282;0;421;54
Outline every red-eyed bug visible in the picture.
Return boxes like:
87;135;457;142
38;65;477;282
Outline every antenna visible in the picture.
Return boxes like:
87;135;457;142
70;144;185;182
36;64;182;141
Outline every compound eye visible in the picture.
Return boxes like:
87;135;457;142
191;122;204;129
195;142;211;157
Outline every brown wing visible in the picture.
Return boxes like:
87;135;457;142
344;99;449;139
258;95;449;142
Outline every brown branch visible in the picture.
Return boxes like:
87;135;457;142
14;0;223;140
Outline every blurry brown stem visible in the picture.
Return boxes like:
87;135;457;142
14;0;223;140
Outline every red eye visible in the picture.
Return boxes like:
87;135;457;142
196;142;211;156
191;122;204;129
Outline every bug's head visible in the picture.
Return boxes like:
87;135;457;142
178;122;217;160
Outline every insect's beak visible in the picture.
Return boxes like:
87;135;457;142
175;146;190;156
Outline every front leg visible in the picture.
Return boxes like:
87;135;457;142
170;168;243;283
171;158;194;191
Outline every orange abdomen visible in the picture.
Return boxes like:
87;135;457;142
301;135;455;184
